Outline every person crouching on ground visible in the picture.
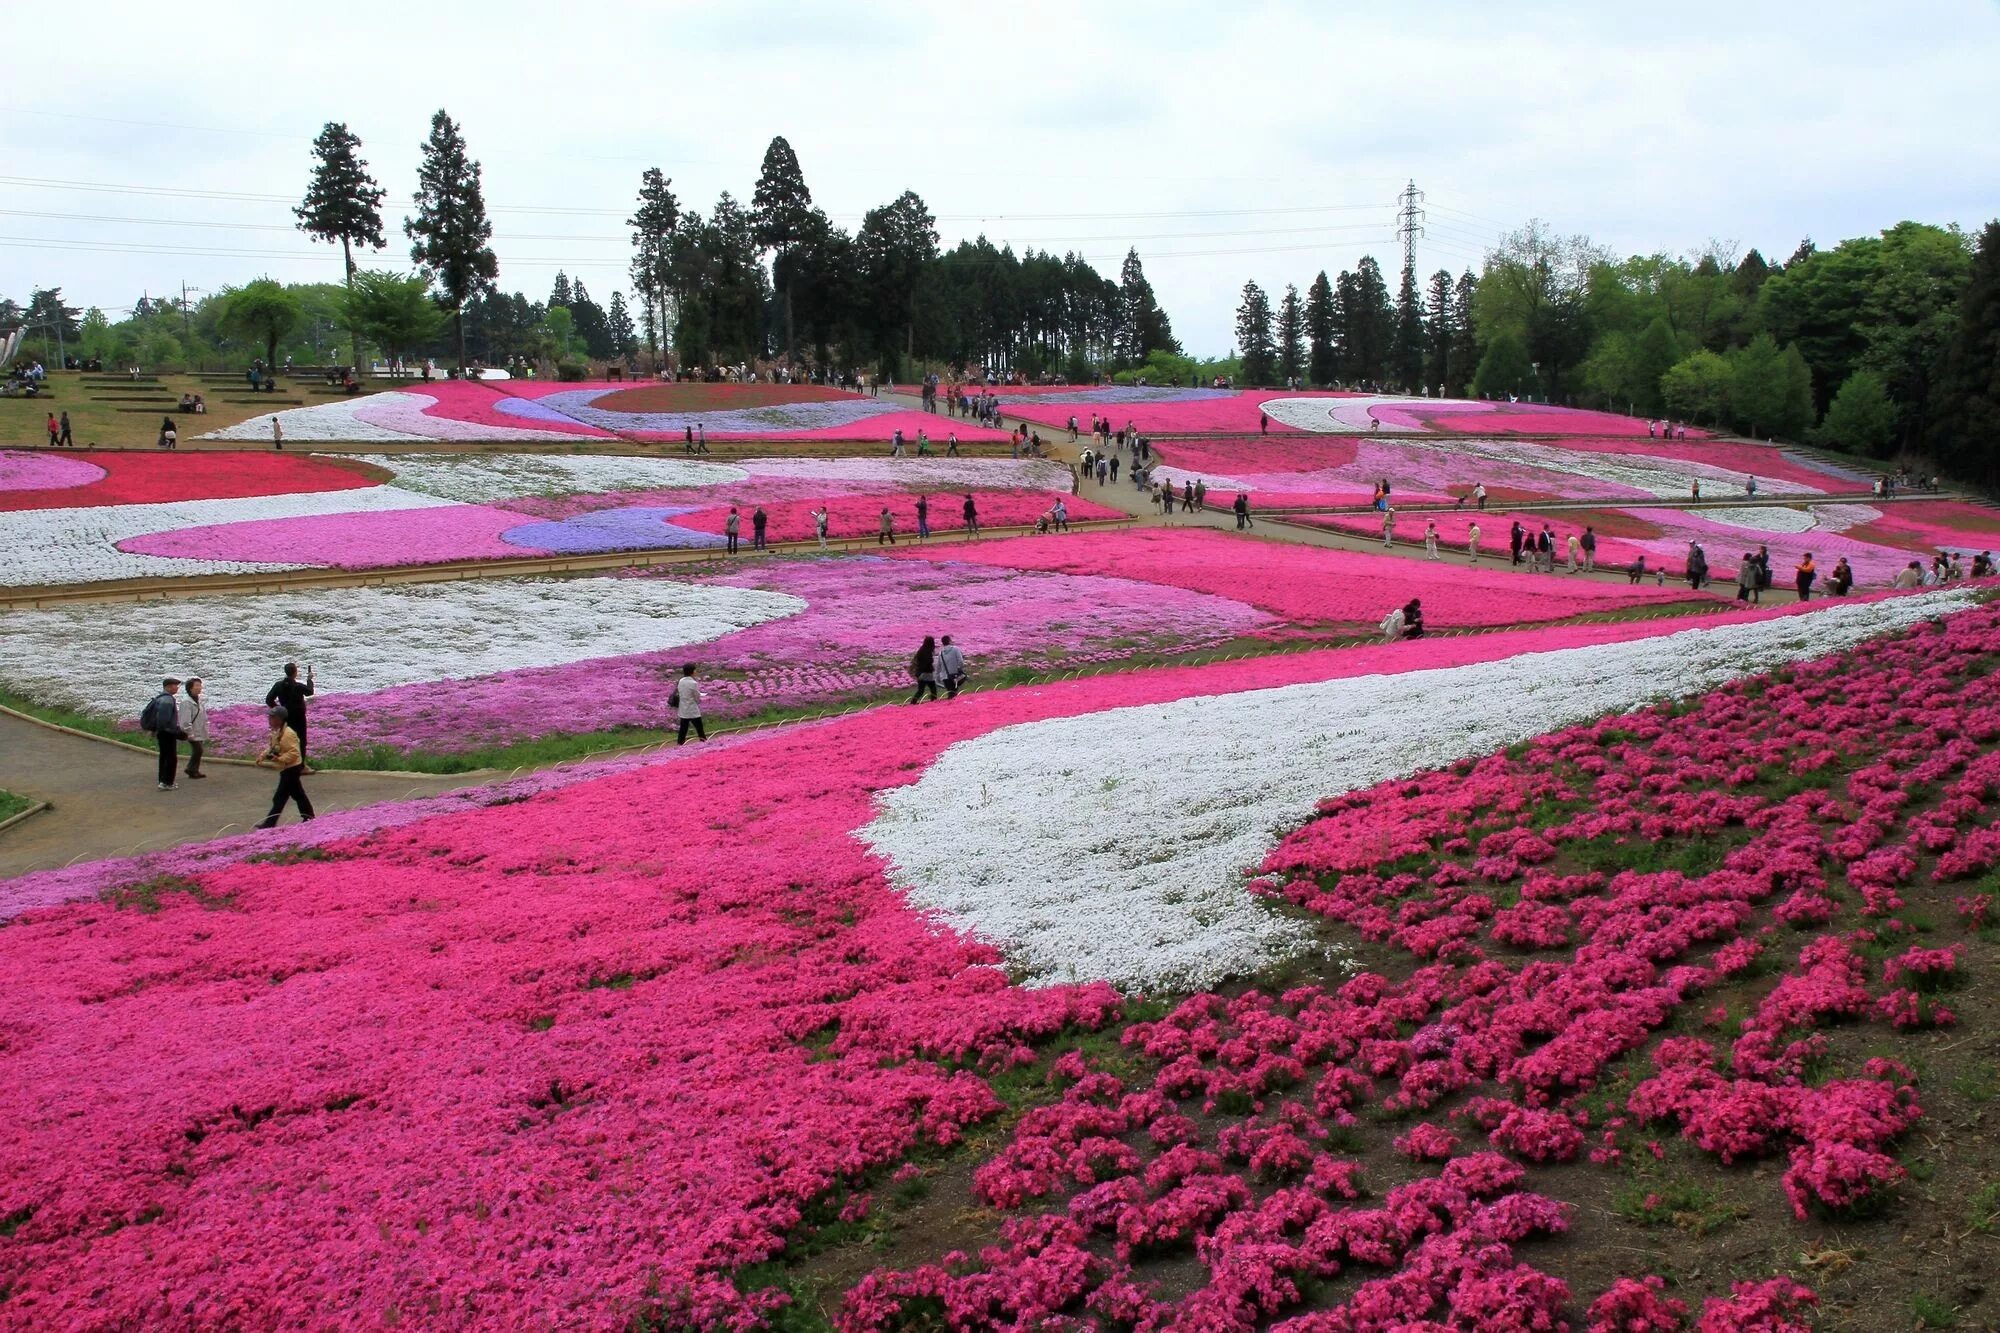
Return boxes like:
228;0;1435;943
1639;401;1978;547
255;707;315;828
1401;598;1425;639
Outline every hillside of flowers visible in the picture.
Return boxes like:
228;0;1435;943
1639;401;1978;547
2;590;1990;1327
992;390;1704;438
833;597;2000;1330
1150;432;1861;509
0;452;1095;587
1302;498;1997;587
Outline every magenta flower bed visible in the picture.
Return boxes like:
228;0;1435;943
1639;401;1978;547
0;450;106;491
1423;406;1711;437
119;504;549;567
404;379;619;437
1001;389;1324;435
623;409;1011;442
896;528;1717;629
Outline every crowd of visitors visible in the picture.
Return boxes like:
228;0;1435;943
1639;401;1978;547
137;661;316;828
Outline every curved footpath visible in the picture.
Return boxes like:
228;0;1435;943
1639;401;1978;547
0;710;478;880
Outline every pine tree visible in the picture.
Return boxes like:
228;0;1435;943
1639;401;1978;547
1423;269;1455;391
1389;263;1426;390
404;109;498;371
1235;281;1277;386
1925;219;2000;488
1305;271;1336;387
550;272;574;310
606;291;637;360
295;121;386;367
751;136;814;362
1339;259;1393;385
569;279;613;359
628;169;681;369
1276;284;1305;384
1447;271;1481;395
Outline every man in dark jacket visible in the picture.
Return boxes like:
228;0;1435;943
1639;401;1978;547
143;677;185;790
265;662;315;768
1510;521;1525;566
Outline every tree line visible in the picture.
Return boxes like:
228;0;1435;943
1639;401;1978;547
1231;217;1998;477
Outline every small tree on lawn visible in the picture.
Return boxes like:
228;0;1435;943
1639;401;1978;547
344;270;445;375
295;122;386;368
405;109;498;372
221;278;302;369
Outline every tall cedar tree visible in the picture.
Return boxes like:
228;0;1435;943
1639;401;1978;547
1341;258;1394;385
606;290;637;360
550;272;574;309
750;137;814;361
1275;284;1305;383
405;110;497;370
1390;262;1426;390
857;191;938;371
628;169;681;367
1235;281;1277;386
1925;219;2000;489
294;122;386;367
1304;271;1336;386
1116;249;1178;364
569;279;613;359
1423;269;1455;391
1448;271;1480;395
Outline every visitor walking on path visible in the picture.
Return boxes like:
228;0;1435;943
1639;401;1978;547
1474;482;1487;510
1736;552;1759;604
878;506;897;546
1181;481;1196;513
1233;492;1253;529
178;678;210;780
1052;498;1070;532
57;411;73;446
811;507;829;550
751;506;768;552
141;677;186;790
1424;520;1440;560
272;418;283;450
1510;521;1525;567
1536;526;1553;573
937;636;967;699
1830;557;1854;595
1581;526;1597;572
962;493;979;535
1566;532;1581;573
916;495;931;540
1381;506;1396;548
1467;522;1482;563
1687;542;1709;591
265;663;315;769
908;636;940;704
1795;554;1817;602
725;508;741;554
1194;479;1207;509
46;412;59;447
673;664;706;744
254;707;315;827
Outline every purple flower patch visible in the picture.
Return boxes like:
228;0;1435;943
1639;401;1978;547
499;506;726;553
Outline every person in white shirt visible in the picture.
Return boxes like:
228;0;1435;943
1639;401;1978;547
177;677;212;779
673;664;706;744
937;636;967;699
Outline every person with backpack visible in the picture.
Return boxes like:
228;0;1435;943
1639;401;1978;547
751;506;768;552
937;635;967;698
254;707;315;828
178;677;210;780
265;662;315;768
908;635;939;704
672;663;706;744
725;507;741;554
141;677;187;790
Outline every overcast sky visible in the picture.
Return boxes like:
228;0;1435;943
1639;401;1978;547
6;1;1996;355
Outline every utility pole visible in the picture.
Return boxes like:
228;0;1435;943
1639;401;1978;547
180;282;203;339
1395;179;1426;277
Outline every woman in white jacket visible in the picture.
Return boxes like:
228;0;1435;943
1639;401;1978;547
177;677;211;779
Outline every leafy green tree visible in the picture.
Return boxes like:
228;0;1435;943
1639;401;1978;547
1304;271;1336;386
1473;220;1605;397
751;136;814;361
1815;369;1898;455
568;278;613;359
1389;263;1426;389
295;122;386;366
1471;328;1535;399
405;109;498;370
1276;284;1304;383
1660;349;1731;424
628;168;681;368
1234;280;1276;385
1725;334;1815;438
220;279;302;367
343;269;444;370
1924;219;2000;489
1855;221;1973;447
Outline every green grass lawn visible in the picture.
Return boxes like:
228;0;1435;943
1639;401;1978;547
0;370;303;448
0;789;34;823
